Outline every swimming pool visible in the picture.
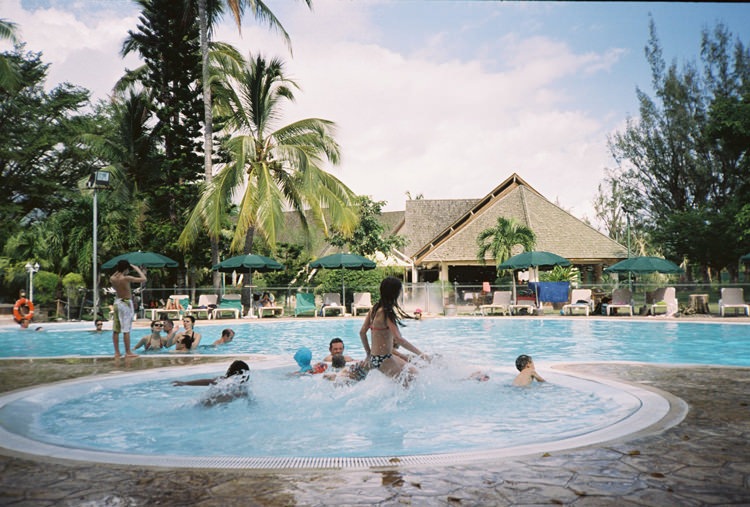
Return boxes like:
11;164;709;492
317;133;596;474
0;359;673;468
2;318;749;366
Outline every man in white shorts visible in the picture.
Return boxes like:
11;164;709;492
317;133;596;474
110;259;147;358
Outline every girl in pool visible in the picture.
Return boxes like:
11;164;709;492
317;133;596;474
173;315;201;351
359;276;427;384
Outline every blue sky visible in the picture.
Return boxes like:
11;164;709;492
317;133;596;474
5;0;750;225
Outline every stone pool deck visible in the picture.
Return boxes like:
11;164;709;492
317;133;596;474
0;357;749;506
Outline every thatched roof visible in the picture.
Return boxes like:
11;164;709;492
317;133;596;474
411;173;626;265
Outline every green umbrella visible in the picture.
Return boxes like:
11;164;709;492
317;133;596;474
740;253;750;264
309;253;377;306
604;256;684;275
497;251;570;306
101;251;179;269
497;251;571;270
212;254;284;273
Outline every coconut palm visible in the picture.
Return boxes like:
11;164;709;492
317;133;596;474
179;52;356;255
0;18;21;92
195;0;309;291
476;217;536;267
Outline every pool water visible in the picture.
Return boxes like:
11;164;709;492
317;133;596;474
0;361;640;459
1;318;749;366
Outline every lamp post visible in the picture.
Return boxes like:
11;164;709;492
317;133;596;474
87;170;111;319
622;205;632;292
24;262;40;303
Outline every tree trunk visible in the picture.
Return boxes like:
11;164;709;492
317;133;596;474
241;226;256;316
198;0;221;295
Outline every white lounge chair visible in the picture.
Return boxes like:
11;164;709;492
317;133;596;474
509;298;537;315
480;291;511;316
562;289;594;316
147;294;189;321
320;293;345;317
351;292;372;316
188;294;217;320
649;287;678;316
719;288;749;317
258;297;284;318
606;288;634;316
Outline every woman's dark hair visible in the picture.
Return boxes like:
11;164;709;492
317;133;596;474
226;360;249;377
372;276;411;326
182;333;195;349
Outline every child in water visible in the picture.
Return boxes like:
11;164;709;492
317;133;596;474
292;347;328;375
359;276;427;385
512;354;546;386
171;360;251;406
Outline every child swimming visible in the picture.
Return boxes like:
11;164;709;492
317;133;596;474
512;354;546;386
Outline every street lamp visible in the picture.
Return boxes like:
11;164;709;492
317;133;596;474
24;262;40;303
86;170;111;319
622;205;632;292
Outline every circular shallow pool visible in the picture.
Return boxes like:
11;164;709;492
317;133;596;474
0;358;674;469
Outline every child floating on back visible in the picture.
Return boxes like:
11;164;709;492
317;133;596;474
512;354;546;386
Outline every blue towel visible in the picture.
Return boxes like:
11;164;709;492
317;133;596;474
528;282;570;303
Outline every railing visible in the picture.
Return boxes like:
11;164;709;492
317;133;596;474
27;281;750;321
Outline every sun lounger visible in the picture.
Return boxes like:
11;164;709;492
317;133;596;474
211;294;242;319
258;300;284;318
562;289;594;316
351;292;372;316
188;294;217;320
719;288;749;317
294;293;317;317
649;287;678;316
480;291;511;316
320;293;345;317
147;294;189;321
509;299;537;315
606;288;634;316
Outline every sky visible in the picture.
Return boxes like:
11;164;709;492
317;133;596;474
3;0;750;228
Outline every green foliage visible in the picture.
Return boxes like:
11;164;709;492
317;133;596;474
608;20;750;279
476;217;536;269
0;46;95;250
313;267;397;307
33;271;60;305
255;242;310;287
328;195;407;256
540;266;580;283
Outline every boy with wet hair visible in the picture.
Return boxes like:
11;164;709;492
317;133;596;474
513;354;546;386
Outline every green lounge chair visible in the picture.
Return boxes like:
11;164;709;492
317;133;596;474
211;294;241;319
294;293;317;317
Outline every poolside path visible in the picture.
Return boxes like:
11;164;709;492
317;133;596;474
0;358;749;505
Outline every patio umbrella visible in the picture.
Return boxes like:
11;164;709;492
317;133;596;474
101;251;179;269
740;253;750;264
309;253;377;304
604;256;684;275
211;254;283;273
497;251;571;305
212;254;284;318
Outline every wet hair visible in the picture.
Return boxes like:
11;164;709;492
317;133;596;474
183;315;196;325
115;259;130;273
331;353;346;369
226;360;249;378
515;354;532;372
94;319;103;326
329;337;344;351
372;276;410;326
181;333;195;349
221;328;234;340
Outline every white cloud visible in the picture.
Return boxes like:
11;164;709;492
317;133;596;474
4;0;625;225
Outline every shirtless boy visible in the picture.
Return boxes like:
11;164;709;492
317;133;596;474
110;260;146;358
512;354;546;386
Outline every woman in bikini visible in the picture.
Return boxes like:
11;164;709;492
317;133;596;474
173;315;202;352
359;276;426;384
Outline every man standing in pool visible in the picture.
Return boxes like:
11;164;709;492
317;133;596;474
110;260;146;358
512;354;546;386
322;337;355;363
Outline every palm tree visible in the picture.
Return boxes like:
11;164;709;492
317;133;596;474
195;0;309;292
179;53;357;312
476;217;536;267
0;18;21;92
